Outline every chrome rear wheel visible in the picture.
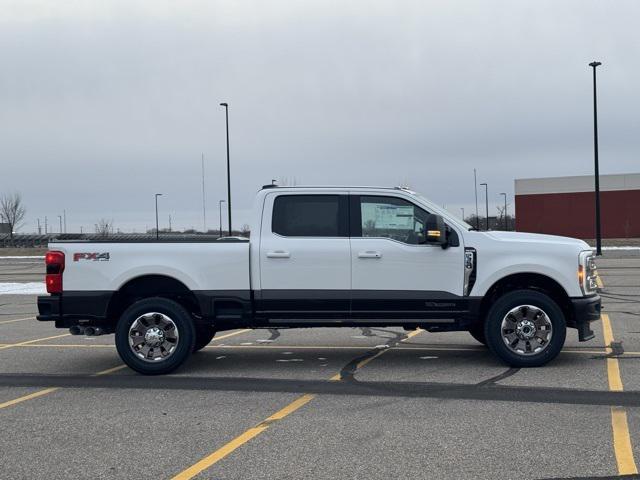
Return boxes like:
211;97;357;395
128;312;180;362
116;297;195;375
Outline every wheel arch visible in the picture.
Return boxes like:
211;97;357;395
478;272;573;327
106;274;202;325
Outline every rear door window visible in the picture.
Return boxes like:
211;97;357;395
272;195;348;237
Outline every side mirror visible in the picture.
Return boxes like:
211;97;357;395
424;214;448;247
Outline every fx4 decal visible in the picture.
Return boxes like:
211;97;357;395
73;252;110;262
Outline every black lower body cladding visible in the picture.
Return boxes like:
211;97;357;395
36;290;601;338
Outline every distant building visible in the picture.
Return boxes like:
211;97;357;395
515;173;640;238
0;223;10;234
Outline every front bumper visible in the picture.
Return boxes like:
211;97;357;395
569;294;601;341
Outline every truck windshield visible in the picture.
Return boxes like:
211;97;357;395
409;192;475;231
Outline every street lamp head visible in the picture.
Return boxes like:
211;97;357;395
589;61;602;68
220;102;228;107
480;183;487;186
500;192;506;196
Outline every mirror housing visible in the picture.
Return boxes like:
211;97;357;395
424;214;448;247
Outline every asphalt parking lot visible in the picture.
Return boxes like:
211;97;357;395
1;253;640;479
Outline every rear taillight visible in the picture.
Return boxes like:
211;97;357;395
45;251;65;294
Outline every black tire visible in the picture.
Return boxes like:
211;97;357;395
468;323;487;345
484;289;566;368
115;297;196;375
193;326;216;352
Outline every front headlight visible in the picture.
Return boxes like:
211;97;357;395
578;250;598;294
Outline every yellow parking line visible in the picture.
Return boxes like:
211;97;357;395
612;408;637;475
0;363;126;411
171;394;315;480
0;365;126;409
7;343;115;348
0;333;71;351
94;365;128;376
0;388;59;410
171;329;424;479
2;342;620;357
213;329;252;341
0;328;254;412
602;313;637;475
0;316;35;325
602;314;622;392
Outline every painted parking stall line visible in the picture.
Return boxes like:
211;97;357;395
0;364;127;411
170;328;424;480
0;333;71;351
0;316;35;325
602;312;638;476
0;329;253;411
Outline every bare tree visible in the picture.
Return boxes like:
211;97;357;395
241;223;251;236
95;218;114;237
0;193;26;243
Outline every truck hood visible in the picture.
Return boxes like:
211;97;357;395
480;230;590;250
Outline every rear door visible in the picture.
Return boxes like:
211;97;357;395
258;192;351;320
349;194;465;320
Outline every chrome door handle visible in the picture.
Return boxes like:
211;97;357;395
266;250;290;258
358;251;382;259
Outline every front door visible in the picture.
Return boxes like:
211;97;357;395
350;194;465;320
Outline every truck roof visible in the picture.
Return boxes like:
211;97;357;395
260;185;416;194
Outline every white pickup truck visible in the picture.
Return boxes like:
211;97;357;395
37;185;601;374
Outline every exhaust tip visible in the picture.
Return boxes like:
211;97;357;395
84;326;104;337
69;326;84;336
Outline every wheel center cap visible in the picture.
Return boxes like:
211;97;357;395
516;320;536;339
145;327;165;346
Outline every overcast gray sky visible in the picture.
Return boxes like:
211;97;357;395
1;0;639;233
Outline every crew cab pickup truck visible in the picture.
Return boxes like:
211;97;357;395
37;185;601;375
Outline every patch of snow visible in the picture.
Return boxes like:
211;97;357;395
0;256;45;259
0;282;47;295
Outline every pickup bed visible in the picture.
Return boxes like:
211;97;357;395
38;185;601;374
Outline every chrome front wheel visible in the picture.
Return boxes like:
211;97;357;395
485;290;566;368
501;305;553;356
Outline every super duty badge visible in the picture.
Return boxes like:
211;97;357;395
73;252;110;262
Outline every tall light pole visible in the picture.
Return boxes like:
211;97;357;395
499;192;507;230
460;207;465;220
218;199;226;238
589;61;603;256
474;169;479;230
201;153;206;232
63;210;67;233
155;193;162;240
480;183;489;230
58;215;63;234
220;102;232;236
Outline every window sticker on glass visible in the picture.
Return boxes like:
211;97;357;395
362;204;414;230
